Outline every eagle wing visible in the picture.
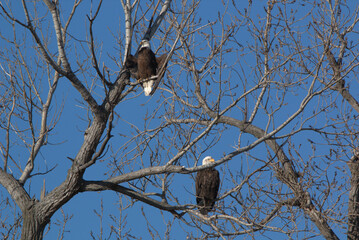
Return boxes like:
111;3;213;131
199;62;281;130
210;169;220;206
195;168;220;214
156;53;168;70
148;53;168;96
125;54;139;80
195;170;205;205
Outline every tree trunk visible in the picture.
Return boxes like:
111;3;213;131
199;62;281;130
348;155;359;240
21;203;48;240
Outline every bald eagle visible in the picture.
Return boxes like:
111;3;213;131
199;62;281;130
195;156;220;215
125;39;168;96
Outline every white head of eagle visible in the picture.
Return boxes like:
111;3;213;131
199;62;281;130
140;39;151;50
202;156;215;165
195;156;220;215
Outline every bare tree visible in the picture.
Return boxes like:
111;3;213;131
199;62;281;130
1;0;359;239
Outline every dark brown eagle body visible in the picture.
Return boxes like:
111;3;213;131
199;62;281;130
125;39;168;96
195;156;220;215
137;47;157;80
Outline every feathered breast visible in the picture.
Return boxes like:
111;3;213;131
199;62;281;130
195;168;220;204
137;47;158;79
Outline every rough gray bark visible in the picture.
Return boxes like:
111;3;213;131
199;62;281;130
21;205;47;240
348;151;359;240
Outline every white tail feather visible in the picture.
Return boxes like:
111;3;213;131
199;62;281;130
143;80;154;96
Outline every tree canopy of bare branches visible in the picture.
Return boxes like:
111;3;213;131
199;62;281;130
1;0;359;239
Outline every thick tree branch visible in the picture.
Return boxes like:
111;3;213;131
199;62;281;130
80;180;190;217
42;0;101;115
348;149;359;240
0;168;31;212
143;0;172;40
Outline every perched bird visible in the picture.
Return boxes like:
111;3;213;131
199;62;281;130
125;39;168;96
195;156;220;215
